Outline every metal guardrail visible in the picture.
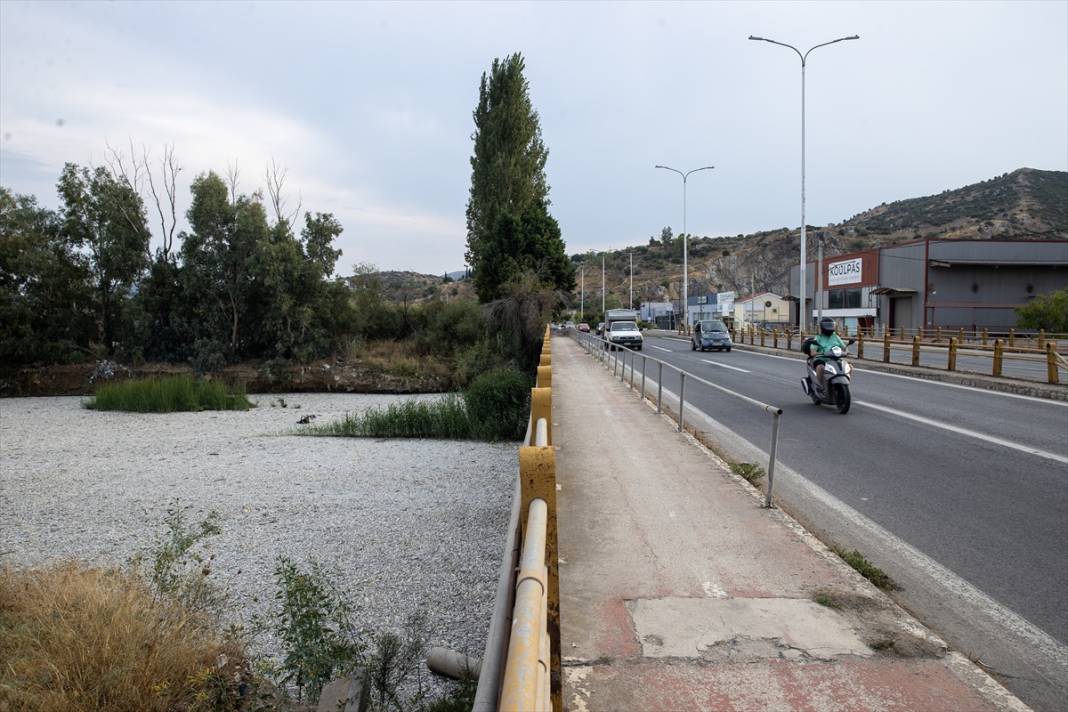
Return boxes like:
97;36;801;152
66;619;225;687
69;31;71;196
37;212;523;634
572;330;785;508
474;327;557;712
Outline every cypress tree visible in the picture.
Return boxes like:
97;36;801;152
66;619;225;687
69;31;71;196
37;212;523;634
465;53;574;302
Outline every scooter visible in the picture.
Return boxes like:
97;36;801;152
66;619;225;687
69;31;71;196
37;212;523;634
801;339;855;414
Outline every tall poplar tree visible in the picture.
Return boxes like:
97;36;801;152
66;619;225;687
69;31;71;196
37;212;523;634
465;53;574;302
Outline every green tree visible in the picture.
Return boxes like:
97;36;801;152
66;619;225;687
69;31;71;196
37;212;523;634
57;164;150;353
0;187;95;364
465;53;574;301
1016;287;1068;333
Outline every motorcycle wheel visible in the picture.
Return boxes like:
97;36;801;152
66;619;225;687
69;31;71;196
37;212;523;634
836;384;851;414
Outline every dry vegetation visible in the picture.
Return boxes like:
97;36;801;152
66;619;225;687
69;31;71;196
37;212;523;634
0;563;249;712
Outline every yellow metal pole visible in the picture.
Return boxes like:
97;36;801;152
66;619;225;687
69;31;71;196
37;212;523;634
531;388;552;445
857;330;864;360
1047;343;1059;385
912;335;920;367
993;339;1003;377
982;328;988;346
500;500;548;712
1038;329;1046;350
760;329;765;347
536;366;552;389
1009;328;1015;347
948;337;957;371
883;331;890;363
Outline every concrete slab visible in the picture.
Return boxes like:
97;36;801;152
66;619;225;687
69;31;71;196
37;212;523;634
628;597;872;661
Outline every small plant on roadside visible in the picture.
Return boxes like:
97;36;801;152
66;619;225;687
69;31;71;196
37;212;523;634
830;545;899;591
730;462;766;484
272;556;363;704
870;638;897;651
813;593;841;609
364;612;432;712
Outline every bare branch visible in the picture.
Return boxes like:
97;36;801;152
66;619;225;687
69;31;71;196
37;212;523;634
265;158;301;227
142;143;182;259
226;161;241;208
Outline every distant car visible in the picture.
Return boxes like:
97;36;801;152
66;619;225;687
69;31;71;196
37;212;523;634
577;323;590;333
564;320;575;329
606;319;643;351
692;318;732;352
596;322;605;336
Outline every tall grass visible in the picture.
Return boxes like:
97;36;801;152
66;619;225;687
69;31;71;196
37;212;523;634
0;563;248;712
309;394;474;439
305;367;531;442
85;376;252;413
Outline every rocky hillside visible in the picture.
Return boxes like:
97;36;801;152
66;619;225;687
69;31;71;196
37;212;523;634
347;270;476;303
573;168;1067;304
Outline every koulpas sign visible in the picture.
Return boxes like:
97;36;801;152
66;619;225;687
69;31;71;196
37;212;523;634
828;258;863;286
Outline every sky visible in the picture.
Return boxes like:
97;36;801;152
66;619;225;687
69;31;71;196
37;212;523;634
1;1;1066;275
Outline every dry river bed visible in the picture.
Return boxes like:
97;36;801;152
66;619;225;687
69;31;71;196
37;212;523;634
0;393;515;685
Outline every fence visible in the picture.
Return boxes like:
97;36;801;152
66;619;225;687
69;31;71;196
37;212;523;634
723;324;1066;385
572;330;785;509
473;326;559;712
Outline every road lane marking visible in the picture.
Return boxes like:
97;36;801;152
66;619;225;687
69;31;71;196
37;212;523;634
700;359;750;373
723;346;1068;408
650;345;673;353
856;400;1068;464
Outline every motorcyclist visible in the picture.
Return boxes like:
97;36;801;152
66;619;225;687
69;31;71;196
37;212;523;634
810;317;847;385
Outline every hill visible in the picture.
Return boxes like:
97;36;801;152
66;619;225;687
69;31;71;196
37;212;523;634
572;168;1068;306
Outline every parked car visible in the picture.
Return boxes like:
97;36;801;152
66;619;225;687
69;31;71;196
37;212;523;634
577;323;590;333
692;318;732;352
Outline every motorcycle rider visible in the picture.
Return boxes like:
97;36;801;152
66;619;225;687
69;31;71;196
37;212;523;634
810;317;847;385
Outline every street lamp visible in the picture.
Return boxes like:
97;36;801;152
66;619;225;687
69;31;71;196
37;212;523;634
748;33;859;334
655;164;714;333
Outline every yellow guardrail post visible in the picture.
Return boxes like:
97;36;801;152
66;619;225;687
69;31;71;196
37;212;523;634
982;328;988;346
883;331;891;363
1038;329;1046;350
993;339;1004;377
500;499;548;712
857;330;864;360
948;337;958;371
1047;343;1059;385
760;329;766;347
537;366;552;389
911;335;921;367
1009;328;1015;347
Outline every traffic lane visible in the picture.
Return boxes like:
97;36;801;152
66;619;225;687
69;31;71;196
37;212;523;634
647;336;1067;457
636;339;1068;644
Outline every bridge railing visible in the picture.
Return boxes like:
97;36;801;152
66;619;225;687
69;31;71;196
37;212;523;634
473;326;559;712
572;329;785;508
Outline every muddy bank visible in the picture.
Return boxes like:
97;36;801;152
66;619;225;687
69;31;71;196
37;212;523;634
1;358;452;397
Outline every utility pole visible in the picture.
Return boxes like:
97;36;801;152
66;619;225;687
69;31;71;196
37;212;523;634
655;164;714;333
580;267;584;320
749;33;859;335
629;251;633;309
817;231;825;323
601;253;605;317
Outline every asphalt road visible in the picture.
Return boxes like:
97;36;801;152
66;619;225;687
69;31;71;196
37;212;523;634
584;333;1068;710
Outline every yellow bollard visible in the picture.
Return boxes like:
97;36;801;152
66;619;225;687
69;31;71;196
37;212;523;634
993;339;1003;377
857;330;865;360
982;328;988;346
539;353;551;367
948;337;958;371
536;366;552;389
912;335;921;367
1038;329;1046;350
1047;343;1059;385
1009;328;1015;347
936;326;943;343
760;329;765;347
883;332;891;363
773;329;779;349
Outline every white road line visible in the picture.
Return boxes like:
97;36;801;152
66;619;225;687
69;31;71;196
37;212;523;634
650;344;673;353
700;359;750;373
721;346;1068;408
856;399;1068;464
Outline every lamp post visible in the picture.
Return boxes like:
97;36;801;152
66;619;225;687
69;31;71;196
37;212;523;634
655;164;714;333
748;33;859;334
580;267;584;321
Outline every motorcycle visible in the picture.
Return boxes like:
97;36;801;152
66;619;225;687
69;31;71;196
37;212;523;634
801;339;855;414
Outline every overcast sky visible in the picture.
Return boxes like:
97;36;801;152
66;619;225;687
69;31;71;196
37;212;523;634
1;1;1065;274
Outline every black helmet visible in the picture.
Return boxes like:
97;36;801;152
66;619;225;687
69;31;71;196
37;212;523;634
819;317;837;336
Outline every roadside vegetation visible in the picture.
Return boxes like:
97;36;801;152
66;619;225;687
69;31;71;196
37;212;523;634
830;545;899;591
307;368;530;441
0;503;476;711
85;375;252;412
1015;286;1068;333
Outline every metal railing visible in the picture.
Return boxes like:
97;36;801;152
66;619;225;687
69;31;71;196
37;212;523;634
573;330;785;508
474;327;558;712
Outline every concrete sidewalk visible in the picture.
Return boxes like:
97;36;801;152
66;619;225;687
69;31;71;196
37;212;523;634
552;336;1027;712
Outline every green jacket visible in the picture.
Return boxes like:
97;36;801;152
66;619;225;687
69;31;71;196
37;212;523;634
813;332;846;357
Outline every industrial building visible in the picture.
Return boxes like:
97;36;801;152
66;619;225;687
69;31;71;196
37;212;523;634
788;239;1068;332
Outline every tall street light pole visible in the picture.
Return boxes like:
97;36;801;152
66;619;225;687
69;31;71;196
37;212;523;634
655;164;714;333
748;33;859;334
601;253;605;317
629;250;633;309
580;267;584;320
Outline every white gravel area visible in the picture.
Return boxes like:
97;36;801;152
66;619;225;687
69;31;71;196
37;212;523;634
0;393;515;667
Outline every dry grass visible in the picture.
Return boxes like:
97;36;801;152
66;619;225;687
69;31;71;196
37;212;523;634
0;563;249;712
352;339;453;382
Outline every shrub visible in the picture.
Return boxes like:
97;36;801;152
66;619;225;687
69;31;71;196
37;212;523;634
0;563;248;712
310;395;473;439
463;367;531;441
1016;287;1068;333
85;376;252;413
830;545;899;590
